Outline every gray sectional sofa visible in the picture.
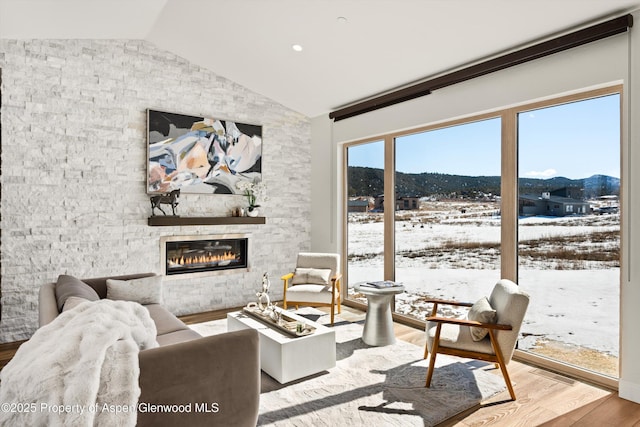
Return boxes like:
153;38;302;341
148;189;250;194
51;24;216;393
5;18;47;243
38;273;260;427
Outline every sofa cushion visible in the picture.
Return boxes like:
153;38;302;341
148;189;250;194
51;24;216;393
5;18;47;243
468;296;497;341
82;273;157;299
145;304;189;336
62;296;91;312
55;275;100;312
285;284;337;304
106;275;163;305
291;268;331;285
426;320;495;354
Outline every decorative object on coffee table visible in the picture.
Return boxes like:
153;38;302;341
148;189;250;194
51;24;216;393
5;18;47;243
242;306;315;337
245;272;277;320
256;272;272;310
149;189;180;216
244;272;317;337
354;281;405;346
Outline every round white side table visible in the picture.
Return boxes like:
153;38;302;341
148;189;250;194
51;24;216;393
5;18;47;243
354;282;405;346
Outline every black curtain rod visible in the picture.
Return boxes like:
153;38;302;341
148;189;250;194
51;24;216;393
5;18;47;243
329;13;633;122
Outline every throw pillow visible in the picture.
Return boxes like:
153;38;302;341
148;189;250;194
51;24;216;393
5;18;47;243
106;275;163;305
55;275;100;312
62;296;91;312
467;296;497;341
291;268;332;285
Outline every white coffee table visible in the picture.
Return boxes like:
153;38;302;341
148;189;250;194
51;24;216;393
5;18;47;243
354;282;405;346
227;310;336;383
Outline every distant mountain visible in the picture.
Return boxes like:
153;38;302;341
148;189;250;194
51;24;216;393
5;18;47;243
347;167;620;199
582;174;621;199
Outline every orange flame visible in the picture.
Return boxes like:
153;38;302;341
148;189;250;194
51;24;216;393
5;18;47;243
170;251;237;266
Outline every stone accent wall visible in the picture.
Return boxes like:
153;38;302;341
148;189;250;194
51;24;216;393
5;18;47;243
0;40;311;342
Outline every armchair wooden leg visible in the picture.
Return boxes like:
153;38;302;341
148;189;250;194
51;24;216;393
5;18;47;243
426;350;438;388
488;330;517;400
282;279;288;309
497;361;516;401
425;324;442;388
330;303;335;325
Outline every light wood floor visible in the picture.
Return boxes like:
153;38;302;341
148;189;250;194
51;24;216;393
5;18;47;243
3;305;640;426
360;306;640;427
182;304;640;426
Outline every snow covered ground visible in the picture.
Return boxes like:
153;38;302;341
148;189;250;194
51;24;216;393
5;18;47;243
346;203;620;358
348;267;618;356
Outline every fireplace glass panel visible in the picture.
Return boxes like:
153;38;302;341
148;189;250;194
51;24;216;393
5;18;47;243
165;238;248;276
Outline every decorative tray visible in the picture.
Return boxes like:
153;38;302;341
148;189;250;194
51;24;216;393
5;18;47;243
242;306;316;337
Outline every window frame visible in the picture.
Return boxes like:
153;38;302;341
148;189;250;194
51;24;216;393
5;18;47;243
340;84;623;388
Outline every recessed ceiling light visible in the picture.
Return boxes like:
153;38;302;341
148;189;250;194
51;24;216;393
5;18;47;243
292;44;303;52
337;16;348;24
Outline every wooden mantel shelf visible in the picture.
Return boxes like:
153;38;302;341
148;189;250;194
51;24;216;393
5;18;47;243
148;216;266;227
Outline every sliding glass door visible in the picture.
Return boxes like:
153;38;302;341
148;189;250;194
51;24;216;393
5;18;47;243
517;94;620;377
394;119;501;319
345;140;385;305
342;86;622;383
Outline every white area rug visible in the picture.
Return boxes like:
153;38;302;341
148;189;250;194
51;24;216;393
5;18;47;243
190;308;506;426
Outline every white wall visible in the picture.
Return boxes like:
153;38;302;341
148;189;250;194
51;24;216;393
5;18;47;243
0;39;312;342
330;36;627;143
310;115;340;253
310;15;640;403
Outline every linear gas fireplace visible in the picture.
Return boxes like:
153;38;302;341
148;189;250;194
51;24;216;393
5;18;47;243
160;234;249;279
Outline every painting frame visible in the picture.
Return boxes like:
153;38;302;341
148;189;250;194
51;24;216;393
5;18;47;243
146;109;262;195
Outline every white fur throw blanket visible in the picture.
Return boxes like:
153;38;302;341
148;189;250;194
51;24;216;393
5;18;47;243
0;299;158;427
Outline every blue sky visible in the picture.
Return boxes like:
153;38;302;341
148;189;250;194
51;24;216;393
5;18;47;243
348;94;620;179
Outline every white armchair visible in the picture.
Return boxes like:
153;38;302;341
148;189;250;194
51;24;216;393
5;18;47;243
424;279;530;400
281;253;342;325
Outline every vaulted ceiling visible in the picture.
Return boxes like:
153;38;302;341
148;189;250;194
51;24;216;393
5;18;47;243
1;0;639;118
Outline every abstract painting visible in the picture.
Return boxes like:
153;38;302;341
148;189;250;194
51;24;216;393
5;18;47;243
147;109;262;195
